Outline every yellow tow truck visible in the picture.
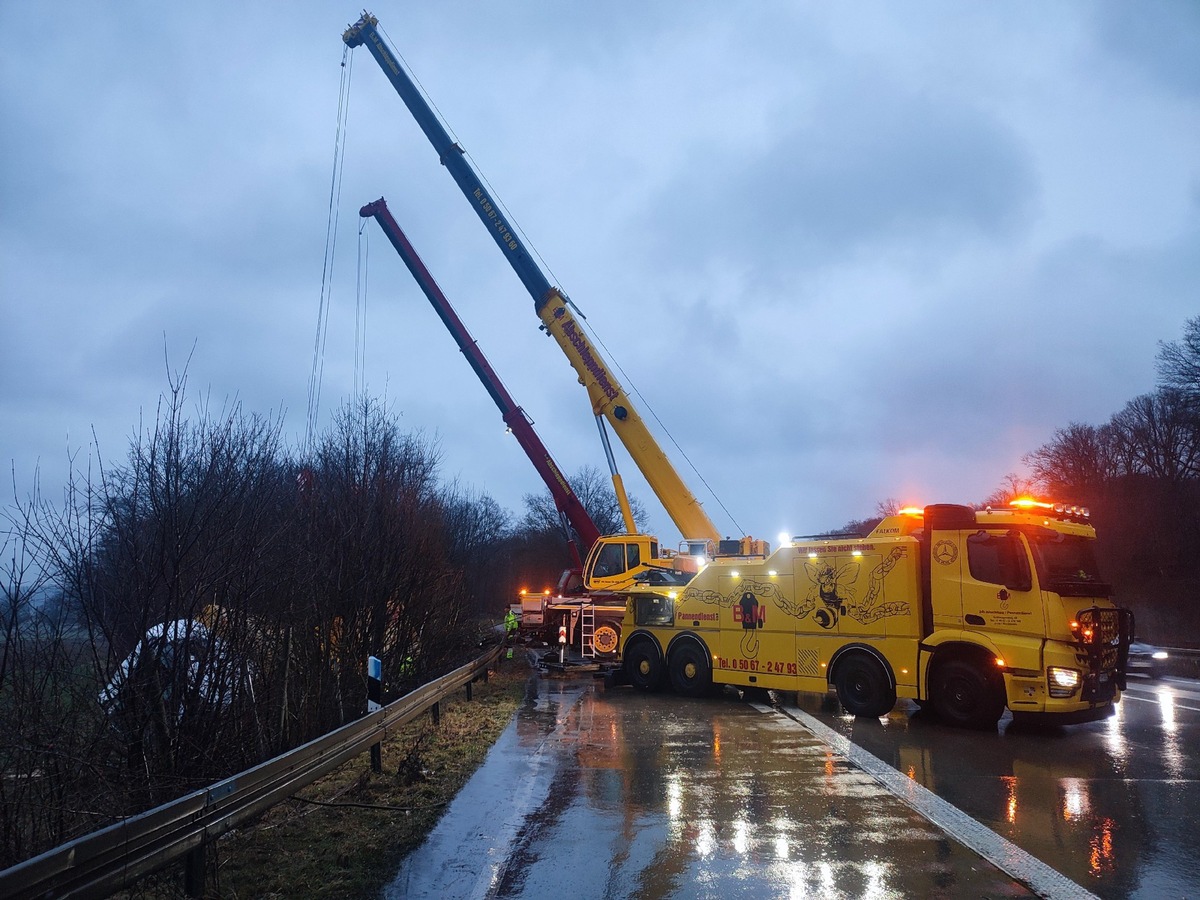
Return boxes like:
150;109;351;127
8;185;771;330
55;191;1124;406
619;499;1132;727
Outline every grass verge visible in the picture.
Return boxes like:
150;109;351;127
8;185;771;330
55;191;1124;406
125;650;531;898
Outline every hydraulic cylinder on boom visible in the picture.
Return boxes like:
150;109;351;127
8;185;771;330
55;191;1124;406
343;14;766;572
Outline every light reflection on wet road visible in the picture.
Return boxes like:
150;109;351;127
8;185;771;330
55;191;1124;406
794;675;1200;899
388;670;1037;899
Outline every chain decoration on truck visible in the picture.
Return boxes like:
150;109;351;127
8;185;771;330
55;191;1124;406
679;547;911;644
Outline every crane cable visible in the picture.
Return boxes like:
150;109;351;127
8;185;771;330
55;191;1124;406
586;322;746;538
354;220;369;400
306;46;355;454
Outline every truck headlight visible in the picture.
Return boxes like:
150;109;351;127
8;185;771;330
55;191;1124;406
1048;666;1081;698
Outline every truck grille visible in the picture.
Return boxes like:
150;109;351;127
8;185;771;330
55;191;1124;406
1074;606;1134;682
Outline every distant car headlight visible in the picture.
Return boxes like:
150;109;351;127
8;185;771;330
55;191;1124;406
1048;666;1081;698
1152;651;1168;660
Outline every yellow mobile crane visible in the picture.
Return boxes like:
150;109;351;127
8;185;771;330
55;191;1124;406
344;16;1132;727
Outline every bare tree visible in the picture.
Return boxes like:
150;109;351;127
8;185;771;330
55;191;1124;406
1156;315;1200;399
438;482;512;616
520;464;649;538
978;474;1039;510
294;397;479;727
88;386;289;793
1108;390;1200;483
0;507;105;868
827;499;904;537
1024;423;1119;500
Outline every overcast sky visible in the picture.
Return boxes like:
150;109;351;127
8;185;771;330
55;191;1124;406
2;2;1197;547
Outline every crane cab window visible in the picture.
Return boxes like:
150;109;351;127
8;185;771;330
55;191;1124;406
966;530;1032;591
592;542;640;578
627;542;641;569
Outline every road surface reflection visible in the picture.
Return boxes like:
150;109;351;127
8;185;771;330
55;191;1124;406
390;675;1034;898
794;676;1200;899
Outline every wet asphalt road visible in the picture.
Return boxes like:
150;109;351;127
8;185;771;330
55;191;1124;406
793;674;1200;899
388;663;1077;899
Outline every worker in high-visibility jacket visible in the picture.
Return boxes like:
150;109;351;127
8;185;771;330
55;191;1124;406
504;608;519;658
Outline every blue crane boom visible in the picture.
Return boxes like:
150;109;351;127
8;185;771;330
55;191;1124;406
343;17;553;310
343;12;733;551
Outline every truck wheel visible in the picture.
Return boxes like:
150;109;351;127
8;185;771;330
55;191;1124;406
931;659;1005;729
834;654;896;718
592;623;620;656
669;643;712;698
625;641;663;692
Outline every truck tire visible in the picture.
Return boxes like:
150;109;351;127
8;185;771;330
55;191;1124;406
834;653;896;718
668;642;713;698
592;623;620;657
625;640;664;692
931;659;1006;729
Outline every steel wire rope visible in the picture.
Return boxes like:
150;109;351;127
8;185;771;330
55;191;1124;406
354;220;369;400
580;318;747;539
380;31;746;537
306;46;355;453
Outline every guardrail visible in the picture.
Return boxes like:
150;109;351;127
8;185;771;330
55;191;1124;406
1160;646;1200;679
0;644;503;899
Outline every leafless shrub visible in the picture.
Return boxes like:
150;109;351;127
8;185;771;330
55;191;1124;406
0;383;514;866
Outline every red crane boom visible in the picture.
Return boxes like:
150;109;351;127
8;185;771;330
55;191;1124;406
360;197;602;564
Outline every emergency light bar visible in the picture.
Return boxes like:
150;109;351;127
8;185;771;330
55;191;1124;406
1009;497;1090;520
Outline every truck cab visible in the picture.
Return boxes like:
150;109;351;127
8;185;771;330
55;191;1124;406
918;501;1130;724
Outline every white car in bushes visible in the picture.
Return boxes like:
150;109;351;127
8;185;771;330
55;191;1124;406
98;619;246;717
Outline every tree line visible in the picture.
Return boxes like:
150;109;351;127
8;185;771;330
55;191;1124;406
1021;317;1199;642
0;377;576;868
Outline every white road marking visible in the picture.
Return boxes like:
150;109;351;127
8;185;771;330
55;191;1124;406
1119;693;1200;713
764;702;1100;900
1122;679;1200;710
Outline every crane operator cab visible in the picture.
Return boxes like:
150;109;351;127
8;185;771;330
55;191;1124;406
584;534;697;591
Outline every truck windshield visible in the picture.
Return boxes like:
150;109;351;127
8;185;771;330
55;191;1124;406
1028;533;1111;597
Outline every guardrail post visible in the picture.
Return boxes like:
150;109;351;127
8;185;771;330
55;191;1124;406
368;656;383;774
184;844;205;897
431;701;441;726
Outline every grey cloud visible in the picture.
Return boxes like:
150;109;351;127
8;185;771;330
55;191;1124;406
637;78;1037;278
1094;0;1200;97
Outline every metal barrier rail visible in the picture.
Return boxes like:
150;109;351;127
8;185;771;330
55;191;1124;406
0;644;502;899
1160;646;1200;678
